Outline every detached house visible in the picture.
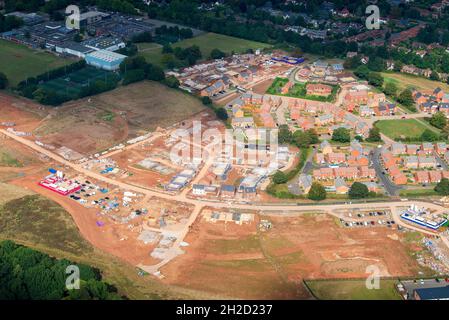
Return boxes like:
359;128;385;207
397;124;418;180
201;80;226;97
306;83;333;96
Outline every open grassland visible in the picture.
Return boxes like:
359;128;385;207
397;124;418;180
0;182;33;205
89;80;206;135
0;142;38;168
137;43;166;68
0;148;22;167
0;188;206;299
375;119;439;139
306;279;402;300
174;33;272;58
381;72;449;93
139;33;271;67
0;40;73;87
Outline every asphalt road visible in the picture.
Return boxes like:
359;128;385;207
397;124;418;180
372;147;402;196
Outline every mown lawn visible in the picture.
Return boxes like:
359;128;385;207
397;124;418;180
306;279;402;300
267;77;338;102
399;188;438;197
375;119;437;139
0;39;74;87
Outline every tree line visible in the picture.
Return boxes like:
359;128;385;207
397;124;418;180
0;240;122;300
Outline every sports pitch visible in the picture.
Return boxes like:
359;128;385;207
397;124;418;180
0;39;73;87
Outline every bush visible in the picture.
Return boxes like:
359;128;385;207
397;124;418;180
398;89;415;110
0;72;8;89
272;171;288;184
0;240;122;300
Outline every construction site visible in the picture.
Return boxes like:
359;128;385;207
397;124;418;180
160;209;431;299
3;79;449;301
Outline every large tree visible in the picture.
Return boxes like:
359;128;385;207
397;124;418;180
435;178;449;195
430;112;447;130
366;127;382;142
308;182;327;201
398;89;414;108
348;182;369;199
332;127;351;143
383;82;398;97
367;72;384;87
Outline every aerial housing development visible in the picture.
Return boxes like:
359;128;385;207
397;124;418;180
4;0;449;305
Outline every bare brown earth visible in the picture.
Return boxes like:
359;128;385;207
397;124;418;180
251;78;276;95
30;81;206;155
161;212;424;299
9;168;161;267
0;93;46;132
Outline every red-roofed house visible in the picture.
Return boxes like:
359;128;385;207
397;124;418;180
429;171;442;183
415;171;430;184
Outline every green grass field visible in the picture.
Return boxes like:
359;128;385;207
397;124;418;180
306;279;402;300
139;32;272;68
399;188;438;197
267;77;338;102
0;40;73;87
137;43;166;68
375;119;439;139
381;72;449;93
175;32;272;58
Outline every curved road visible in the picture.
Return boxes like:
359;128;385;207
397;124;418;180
2;128;447;273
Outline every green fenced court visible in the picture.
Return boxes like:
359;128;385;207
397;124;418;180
39;66;120;99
